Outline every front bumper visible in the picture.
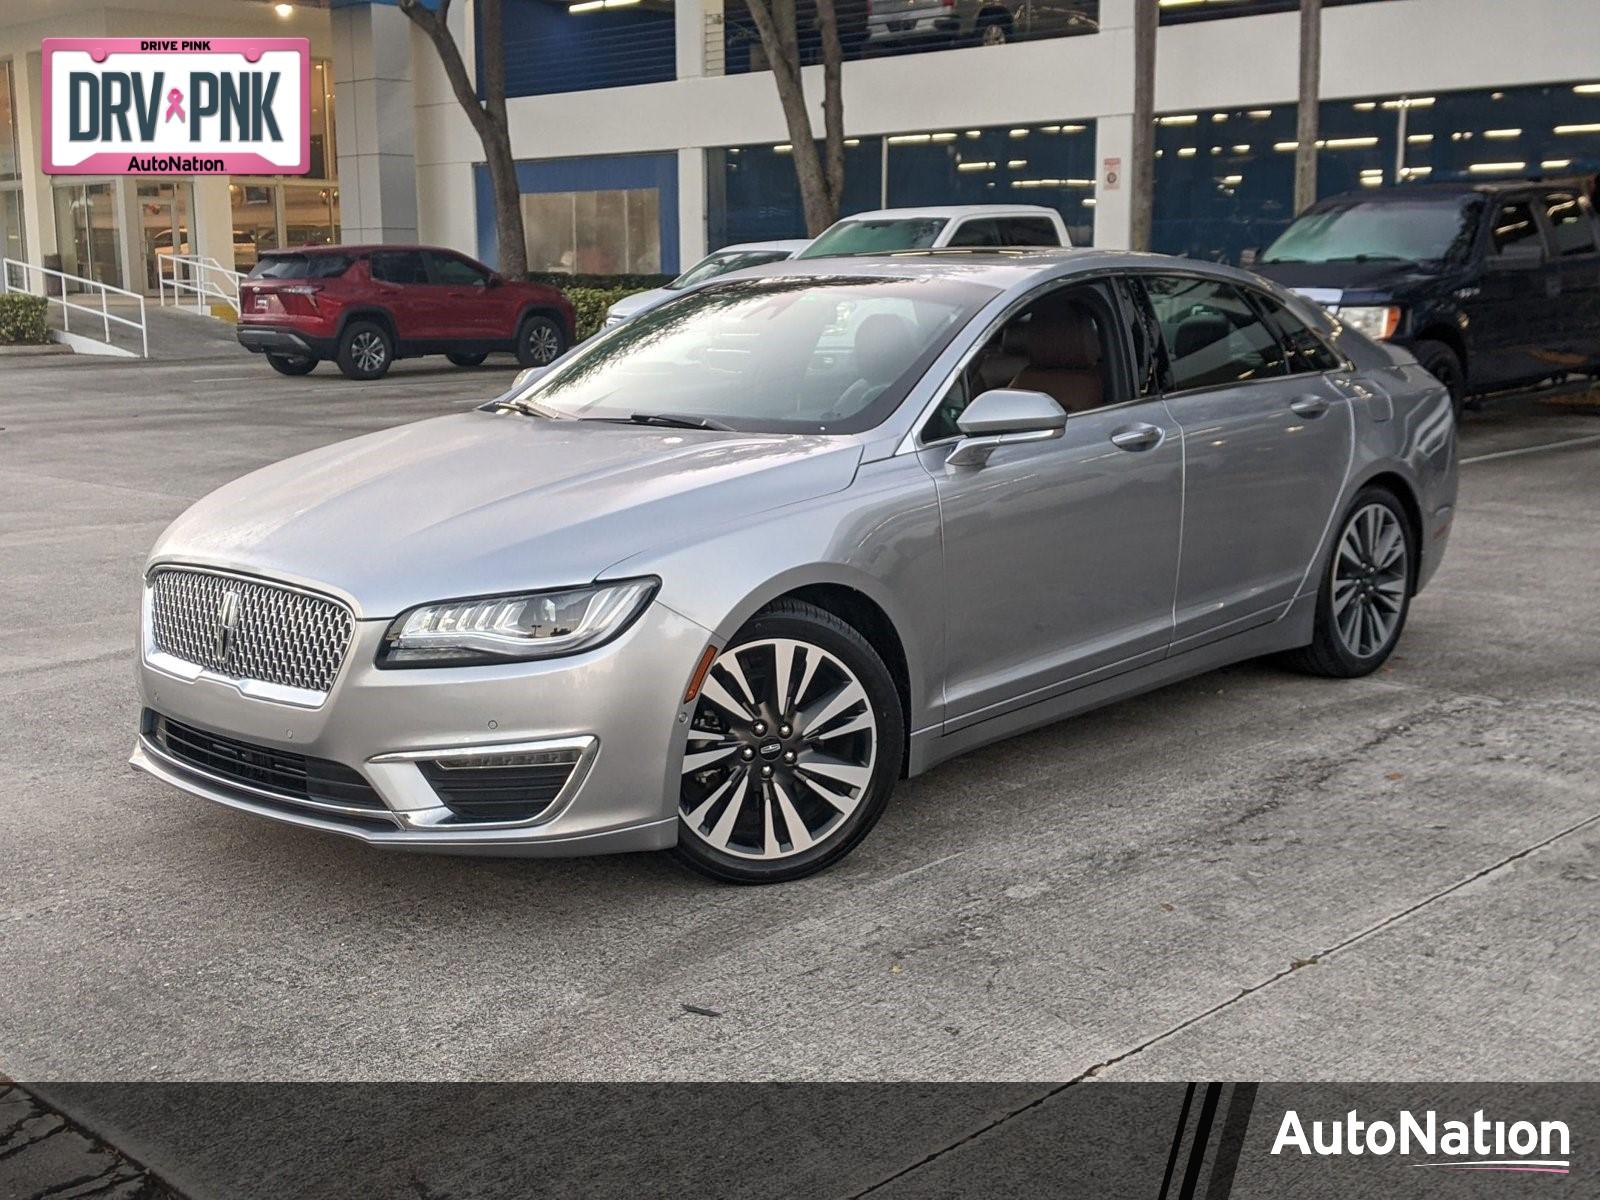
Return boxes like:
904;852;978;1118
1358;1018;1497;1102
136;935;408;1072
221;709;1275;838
132;591;712;856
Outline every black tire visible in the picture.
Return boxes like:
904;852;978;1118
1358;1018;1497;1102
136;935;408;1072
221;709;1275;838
1282;485;1415;679
1414;338;1465;421
975;11;1011;44
515;315;567;368
265;353;316;376
447;351;489;368
672;599;906;884
336;320;393;380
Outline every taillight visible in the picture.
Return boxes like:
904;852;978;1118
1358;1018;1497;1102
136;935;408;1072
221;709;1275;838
279;283;323;315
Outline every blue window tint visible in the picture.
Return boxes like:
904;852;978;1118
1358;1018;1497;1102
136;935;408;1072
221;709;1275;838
484;0;676;98
1152;106;1298;263
708;140;885;246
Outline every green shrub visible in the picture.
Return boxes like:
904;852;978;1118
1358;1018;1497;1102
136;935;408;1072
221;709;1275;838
0;292;49;345
564;285;655;341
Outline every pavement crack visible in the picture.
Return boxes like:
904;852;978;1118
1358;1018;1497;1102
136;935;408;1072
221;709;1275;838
1072;806;1600;1081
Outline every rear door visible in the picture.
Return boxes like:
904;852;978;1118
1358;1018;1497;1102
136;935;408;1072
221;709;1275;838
1137;273;1354;651
1540;189;1600;370
367;250;433;342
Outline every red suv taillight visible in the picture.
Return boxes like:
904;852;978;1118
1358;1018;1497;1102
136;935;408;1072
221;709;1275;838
278;284;324;315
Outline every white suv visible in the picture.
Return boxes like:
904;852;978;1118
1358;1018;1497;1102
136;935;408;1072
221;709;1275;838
797;205;1071;258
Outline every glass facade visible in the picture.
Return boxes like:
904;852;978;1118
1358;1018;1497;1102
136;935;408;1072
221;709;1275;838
521;188;662;273
710;119;1098;248
719;0;1097;76
53;183;123;290
491;0;676;97
1154;80;1600;265
0;59;20;265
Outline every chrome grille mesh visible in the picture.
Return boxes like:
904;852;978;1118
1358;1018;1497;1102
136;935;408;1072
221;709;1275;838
148;569;354;694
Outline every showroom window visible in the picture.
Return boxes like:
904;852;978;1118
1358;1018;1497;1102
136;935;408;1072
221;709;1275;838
1153;80;1600;264
522;188;662;274
717;0;1097;77
487;0;675;97
0;59;22;263
710;119;1098;249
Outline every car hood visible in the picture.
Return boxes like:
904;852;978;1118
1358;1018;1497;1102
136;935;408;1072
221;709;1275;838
150;411;863;618
606;288;673;320
1252;259;1453;305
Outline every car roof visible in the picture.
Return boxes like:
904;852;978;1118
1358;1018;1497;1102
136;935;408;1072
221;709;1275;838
258;243;461;256
827;205;1064;222
709;246;1268;292
1316;175;1598;206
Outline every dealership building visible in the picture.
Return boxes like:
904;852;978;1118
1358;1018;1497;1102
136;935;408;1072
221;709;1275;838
1;0;1598;293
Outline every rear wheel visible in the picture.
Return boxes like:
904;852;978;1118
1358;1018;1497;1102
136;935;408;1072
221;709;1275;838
336;320;393;380
266;353;316;376
1283;486;1414;678
515;315;566;368
673;601;904;884
447;351;488;368
1414;339;1465;420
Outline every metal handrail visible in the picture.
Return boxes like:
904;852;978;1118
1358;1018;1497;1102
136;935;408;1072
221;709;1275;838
1;257;148;359
157;253;244;314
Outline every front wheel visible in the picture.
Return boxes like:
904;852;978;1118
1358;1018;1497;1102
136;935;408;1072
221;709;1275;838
1283;487;1414;678
673;601;905;884
515;315;566;368
266;353;316;376
1414;339;1465;421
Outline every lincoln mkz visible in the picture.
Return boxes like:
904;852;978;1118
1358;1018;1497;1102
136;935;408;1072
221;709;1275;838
132;250;1457;882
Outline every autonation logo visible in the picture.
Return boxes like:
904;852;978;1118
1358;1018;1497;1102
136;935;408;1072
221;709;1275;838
1272;1108;1571;1175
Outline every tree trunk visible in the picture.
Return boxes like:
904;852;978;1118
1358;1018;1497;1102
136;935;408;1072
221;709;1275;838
1129;0;1156;252
1294;0;1322;217
399;0;529;276
746;0;846;236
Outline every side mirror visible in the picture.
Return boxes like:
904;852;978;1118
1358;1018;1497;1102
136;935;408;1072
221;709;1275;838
945;388;1067;468
1487;240;1545;272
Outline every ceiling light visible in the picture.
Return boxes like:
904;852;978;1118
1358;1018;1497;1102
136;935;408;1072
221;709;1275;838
1483;128;1521;139
274;2;293;15
1468;161;1526;173
1555;124;1600;135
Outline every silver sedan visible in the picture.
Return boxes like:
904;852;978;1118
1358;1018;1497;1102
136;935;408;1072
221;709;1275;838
132;250;1457;883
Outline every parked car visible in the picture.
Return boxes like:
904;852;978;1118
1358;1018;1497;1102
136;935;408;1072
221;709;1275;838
236;246;575;381
603;240;811;328
1253;176;1600;413
134;250;1455;883
866;0;1096;48
798;205;1070;258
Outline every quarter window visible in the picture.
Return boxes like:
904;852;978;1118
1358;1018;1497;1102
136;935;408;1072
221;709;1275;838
1140;275;1287;390
1543;192;1599;258
429;253;490;285
369;251;429;284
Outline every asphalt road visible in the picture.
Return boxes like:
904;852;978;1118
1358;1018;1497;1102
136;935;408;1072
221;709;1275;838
2;354;1598;1091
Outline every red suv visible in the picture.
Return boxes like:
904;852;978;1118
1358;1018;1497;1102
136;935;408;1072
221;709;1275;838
236;245;575;380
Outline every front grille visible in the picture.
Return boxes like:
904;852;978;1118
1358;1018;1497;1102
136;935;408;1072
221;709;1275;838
146;711;387;813
148;568;353;694
418;756;580;823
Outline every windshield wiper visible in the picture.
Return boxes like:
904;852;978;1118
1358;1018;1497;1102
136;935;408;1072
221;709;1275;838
1324;254;1409;264
625;412;735;431
490;395;562;419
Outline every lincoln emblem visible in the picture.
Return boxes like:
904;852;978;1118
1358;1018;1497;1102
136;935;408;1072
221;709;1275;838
214;591;241;662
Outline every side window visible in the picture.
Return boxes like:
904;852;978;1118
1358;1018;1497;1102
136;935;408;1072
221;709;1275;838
1491;201;1543;257
922;283;1124;442
1141;275;1288;391
369;251;429;284
1544;192;1600;257
1115;275;1171;396
429;253;490;285
997;217;1062;246
948;220;1003;248
1251;290;1343;375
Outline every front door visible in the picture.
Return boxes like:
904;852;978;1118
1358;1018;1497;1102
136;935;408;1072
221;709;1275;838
425;250;500;343
1138;273;1354;651
922;281;1184;729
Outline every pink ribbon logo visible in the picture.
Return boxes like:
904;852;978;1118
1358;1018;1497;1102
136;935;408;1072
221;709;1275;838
164;87;185;123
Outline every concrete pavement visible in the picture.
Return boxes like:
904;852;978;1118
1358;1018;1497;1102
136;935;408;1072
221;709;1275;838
0;355;1596;1088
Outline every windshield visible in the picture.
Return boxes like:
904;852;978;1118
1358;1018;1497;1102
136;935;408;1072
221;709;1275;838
248;254;351;280
513;276;994;434
669;249;793;290
1261;196;1483;265
798;218;951;258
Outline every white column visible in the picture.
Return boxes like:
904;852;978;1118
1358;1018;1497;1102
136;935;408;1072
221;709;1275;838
676;0;707;79
16;50;54;263
1092;0;1136;250
678;147;707;268
332;2;419;244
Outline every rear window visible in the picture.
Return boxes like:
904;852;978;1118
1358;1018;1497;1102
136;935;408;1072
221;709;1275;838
248;254;351;280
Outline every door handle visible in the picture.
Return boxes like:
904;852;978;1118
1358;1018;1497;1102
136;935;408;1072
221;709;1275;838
1289;395;1331;418
1110;423;1163;451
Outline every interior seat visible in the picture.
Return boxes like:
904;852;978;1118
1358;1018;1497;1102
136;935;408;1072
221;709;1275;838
832;313;917;413
1009;299;1105;413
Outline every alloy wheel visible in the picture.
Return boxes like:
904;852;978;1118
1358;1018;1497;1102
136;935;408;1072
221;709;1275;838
680;638;878;861
525;322;562;365
351;331;387;373
1332;502;1408;658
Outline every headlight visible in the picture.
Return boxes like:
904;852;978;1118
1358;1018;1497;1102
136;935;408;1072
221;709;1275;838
1336;305;1401;341
378;578;658;667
